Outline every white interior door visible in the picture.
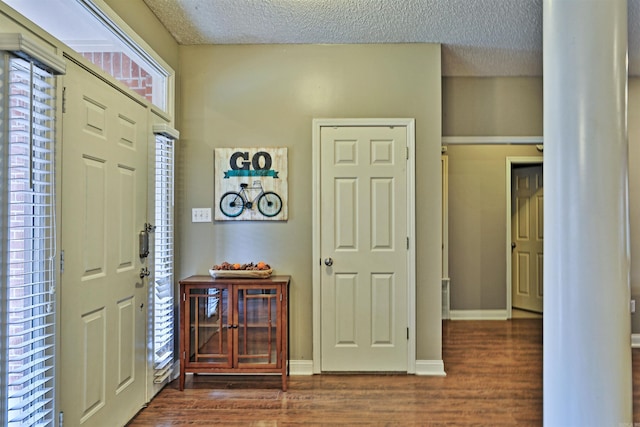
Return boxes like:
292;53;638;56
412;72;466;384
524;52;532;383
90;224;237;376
511;164;544;313
320;125;408;371
60;60;148;426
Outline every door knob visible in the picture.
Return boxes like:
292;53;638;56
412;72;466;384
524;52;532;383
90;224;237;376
324;258;333;266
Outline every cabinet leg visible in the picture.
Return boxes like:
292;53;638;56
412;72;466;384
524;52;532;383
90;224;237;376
281;352;287;391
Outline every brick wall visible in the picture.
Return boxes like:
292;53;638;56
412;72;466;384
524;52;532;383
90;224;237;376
82;52;153;102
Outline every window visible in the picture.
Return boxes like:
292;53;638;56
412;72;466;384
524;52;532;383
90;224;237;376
1;54;58;427
151;128;178;386
4;0;172;112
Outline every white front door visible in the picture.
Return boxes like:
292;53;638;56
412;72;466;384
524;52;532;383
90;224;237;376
319;125;408;371
511;164;544;313
59;60;148;426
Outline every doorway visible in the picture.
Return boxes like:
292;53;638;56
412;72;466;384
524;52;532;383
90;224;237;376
312;118;416;373
506;157;543;319
59;59;149;426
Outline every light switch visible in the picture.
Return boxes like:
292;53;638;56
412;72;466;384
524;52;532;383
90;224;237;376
192;208;212;223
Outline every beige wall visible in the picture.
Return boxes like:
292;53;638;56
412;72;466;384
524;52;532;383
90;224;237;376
177;44;443;361
443;77;543;136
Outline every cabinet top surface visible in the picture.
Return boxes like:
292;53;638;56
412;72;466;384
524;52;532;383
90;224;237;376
179;275;290;286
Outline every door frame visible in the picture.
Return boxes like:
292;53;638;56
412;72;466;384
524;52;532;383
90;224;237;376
505;156;543;319
311;118;416;374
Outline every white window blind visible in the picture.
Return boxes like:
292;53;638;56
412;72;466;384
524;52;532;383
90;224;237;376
152;134;175;384
2;55;57;427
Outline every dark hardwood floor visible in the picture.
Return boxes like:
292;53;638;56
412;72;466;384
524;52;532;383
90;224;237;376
128;319;640;426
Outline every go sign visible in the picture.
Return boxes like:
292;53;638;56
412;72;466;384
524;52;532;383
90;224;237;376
214;147;288;221
224;150;279;178
229;151;272;172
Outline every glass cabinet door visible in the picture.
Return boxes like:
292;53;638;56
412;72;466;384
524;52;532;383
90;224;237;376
188;286;232;367
236;287;279;367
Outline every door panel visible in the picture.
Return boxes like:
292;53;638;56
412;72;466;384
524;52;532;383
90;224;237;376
117;166;136;269
60;60;148;426
83;157;107;276
512;164;544;313
320;125;407;371
335;273;357;345
371;274;394;344
81;308;106;421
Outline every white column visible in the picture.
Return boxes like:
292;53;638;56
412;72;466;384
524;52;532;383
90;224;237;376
543;0;631;425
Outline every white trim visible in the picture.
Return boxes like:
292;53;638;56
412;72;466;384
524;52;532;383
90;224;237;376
152;123;180;139
312;121;322;374
312;118;417;374
78;0;172;78
505;156;543;319
415;360;446;376
289;360;314;376
0;33;66;74
449;309;508;320
83;0;175;118
442;136;543;145
441;155;449;278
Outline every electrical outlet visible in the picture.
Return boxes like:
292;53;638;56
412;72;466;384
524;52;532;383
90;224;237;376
631;299;636;314
191;208;212;223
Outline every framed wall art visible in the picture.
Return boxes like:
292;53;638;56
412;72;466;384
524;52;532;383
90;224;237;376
214;147;288;221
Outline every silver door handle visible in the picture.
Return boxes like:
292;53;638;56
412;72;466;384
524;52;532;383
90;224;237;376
324;258;333;266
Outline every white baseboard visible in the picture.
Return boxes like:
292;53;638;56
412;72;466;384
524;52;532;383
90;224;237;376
289;360;314;376
290;360;444;376
449;309;508;320
415;360;446;376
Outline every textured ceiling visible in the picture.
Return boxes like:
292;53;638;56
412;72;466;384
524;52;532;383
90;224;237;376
143;0;640;77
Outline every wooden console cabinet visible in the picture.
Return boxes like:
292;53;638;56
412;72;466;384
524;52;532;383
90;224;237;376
178;275;290;391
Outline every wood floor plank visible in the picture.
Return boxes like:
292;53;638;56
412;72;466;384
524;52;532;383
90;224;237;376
127;319;640;426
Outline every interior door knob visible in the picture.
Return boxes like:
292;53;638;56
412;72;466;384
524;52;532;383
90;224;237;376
324;258;333;266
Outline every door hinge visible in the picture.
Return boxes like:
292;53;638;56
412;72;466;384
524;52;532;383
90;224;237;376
406;146;409;160
62;87;66;113
59;411;64;426
60;250;65;273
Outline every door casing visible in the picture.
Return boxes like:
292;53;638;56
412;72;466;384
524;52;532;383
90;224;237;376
311;118;416;374
505;156;543;319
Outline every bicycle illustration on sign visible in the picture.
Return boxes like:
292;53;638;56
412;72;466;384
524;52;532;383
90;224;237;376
214;147;288;221
219;180;283;218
